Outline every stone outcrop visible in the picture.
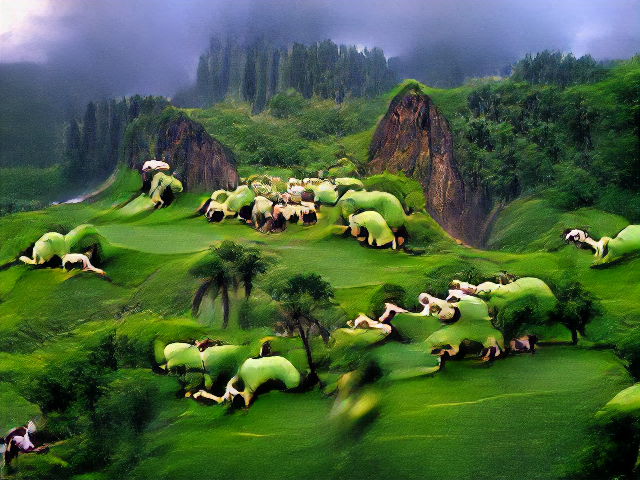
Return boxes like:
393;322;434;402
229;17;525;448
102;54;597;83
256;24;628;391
368;83;489;245
154;113;239;193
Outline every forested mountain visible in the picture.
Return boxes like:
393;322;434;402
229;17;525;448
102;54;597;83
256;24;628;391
62;96;170;183
172;37;397;113
0;46;639;480
6;51;639;228
448;54;639;222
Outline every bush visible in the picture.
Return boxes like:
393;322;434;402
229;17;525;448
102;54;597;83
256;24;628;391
595;185;640;223
268;89;305;118
238;297;287;330
570;386;640;479
78;371;163;475
27;360;109;415
422;264;486;299
616;327;640;380
547;165;598;211
493;294;537;341
549;279;601;344
328;158;358;178
404;191;426;213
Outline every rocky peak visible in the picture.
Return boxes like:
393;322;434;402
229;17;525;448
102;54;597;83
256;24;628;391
154;113;239;193
368;83;490;245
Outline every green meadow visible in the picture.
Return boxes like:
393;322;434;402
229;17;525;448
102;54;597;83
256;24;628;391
1;59;639;478
0;167;637;479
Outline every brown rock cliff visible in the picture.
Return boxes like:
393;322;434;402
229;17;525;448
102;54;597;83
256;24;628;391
368;84;490;245
154;113;239;193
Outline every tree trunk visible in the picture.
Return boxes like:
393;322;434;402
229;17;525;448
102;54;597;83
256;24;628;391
244;279;252;298
571;328;578;345
296;316;316;379
222;283;230;328
191;281;211;317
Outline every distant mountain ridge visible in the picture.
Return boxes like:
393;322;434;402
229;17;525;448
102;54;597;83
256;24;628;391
173;37;397;113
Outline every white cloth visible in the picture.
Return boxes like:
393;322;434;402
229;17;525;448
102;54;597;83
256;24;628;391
13;432;34;451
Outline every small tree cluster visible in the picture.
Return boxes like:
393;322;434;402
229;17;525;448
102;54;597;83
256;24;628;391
550;280;601;345
190;240;269;327
511;50;606;86
267;273;334;382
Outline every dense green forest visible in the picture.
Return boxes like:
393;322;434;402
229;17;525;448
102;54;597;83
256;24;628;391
173;37;397;113
0;49;638;480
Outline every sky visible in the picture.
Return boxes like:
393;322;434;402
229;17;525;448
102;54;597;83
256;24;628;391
0;0;638;97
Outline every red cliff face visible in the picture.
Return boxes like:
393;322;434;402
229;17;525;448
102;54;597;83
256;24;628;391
155;113;239;193
368;84;490;245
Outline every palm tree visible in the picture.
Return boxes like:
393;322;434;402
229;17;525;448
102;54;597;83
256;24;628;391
190;242;240;328
236;246;269;298
270;273;333;382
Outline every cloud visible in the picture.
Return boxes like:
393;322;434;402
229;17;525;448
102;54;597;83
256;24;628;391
0;0;638;96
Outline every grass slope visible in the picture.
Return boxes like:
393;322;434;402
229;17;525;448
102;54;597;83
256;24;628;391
0;169;637;478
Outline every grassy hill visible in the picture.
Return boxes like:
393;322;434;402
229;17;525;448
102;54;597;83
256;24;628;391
0;162;637;479
0;63;638;478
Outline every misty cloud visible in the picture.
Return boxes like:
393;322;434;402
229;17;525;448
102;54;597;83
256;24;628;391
1;0;638;97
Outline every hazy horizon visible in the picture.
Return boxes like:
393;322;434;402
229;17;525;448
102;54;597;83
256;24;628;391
1;0;638;97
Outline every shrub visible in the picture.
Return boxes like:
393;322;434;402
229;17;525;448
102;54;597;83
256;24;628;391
268;89;305;118
570;385;640;479
548;165;598;210
549;279;601;344
595;185;640;223
615;327;640;380
422;264;485;299
79;371;163;475
404;191;427;213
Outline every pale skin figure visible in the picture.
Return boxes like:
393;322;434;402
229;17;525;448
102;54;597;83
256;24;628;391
61;253;105;275
345;303;408;334
141;160;170;172
418;293;457;321
564;226;640;266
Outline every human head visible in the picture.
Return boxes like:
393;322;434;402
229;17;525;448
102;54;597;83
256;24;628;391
450;280;477;294
564;228;588;245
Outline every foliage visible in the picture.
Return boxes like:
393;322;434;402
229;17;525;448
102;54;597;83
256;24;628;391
235;244;270;298
449;56;639;217
63;96;169;184
190;240;269;327
175;37;396;112
268;273;334;378
369;283;406;318
422;264;487;299
268;89;305;118
549;279;602;344
570;384;640;480
511;50;607;86
190;241;240;327
547;164;599;210
615;328;640;381
269;273;334;322
493;293;539;342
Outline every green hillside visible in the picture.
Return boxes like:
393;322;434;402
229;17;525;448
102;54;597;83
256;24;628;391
0;59;638;479
1;162;638;479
